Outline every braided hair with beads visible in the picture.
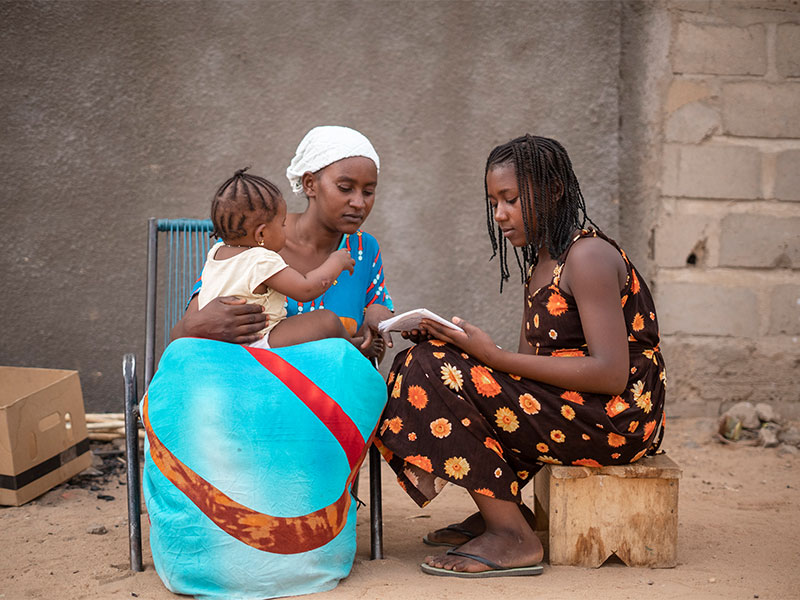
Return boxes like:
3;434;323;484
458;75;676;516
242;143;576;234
484;135;595;291
211;167;283;241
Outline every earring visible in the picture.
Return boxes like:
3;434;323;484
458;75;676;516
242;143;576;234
258;239;265;247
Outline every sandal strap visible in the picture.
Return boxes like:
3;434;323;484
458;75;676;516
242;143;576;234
442;524;477;539
445;549;503;570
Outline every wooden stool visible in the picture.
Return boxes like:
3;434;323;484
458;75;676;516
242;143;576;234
533;454;681;568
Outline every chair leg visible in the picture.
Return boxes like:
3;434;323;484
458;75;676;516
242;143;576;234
369;443;384;560
123;354;143;572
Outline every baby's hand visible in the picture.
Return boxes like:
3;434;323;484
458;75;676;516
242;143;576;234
332;248;355;275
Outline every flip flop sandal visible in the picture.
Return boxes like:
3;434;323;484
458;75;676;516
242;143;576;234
420;549;544;578
422;524;477;547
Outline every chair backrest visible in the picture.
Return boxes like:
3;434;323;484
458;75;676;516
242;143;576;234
144;218;215;389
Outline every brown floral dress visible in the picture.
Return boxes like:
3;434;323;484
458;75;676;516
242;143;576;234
376;229;666;507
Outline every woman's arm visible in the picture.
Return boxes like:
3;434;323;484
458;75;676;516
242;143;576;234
266;249;355;302
419;241;630;395
170;296;267;344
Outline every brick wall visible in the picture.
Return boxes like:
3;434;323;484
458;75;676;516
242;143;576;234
656;1;800;416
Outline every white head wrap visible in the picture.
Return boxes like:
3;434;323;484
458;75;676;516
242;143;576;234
286;126;380;194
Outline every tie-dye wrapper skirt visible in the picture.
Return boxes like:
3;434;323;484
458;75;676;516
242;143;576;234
141;338;387;600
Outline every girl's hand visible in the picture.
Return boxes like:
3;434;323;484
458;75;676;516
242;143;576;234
400;328;431;344
419;317;499;365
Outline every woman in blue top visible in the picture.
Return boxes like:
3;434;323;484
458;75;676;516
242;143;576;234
149;126;394;599
173;126;394;357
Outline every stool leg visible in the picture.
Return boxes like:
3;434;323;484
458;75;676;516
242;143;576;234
369;444;384;559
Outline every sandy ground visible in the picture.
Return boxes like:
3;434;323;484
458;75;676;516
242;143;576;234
1;416;799;600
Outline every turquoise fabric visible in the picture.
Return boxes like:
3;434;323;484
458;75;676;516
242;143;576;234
142;338;387;599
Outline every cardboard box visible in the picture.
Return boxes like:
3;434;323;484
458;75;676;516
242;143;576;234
0;366;92;506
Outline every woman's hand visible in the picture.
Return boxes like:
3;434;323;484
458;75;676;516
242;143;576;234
170;296;267;344
419;317;500;366
360;304;394;362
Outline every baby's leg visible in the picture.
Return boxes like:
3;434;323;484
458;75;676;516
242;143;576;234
268;309;353;348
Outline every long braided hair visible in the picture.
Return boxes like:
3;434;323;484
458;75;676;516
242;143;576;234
484;135;595;291
211;167;283;241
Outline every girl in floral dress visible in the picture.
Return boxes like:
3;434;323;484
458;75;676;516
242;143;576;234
376;135;666;578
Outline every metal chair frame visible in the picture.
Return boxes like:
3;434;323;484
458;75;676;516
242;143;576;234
122;217;384;572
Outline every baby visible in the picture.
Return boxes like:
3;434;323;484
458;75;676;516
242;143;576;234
198;168;357;349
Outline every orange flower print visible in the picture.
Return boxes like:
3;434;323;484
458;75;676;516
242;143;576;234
433;351;445;359
387;417;403;434
628;420;640;433
509;373;522;380
605;396;630;418
430;418;452;439
642;349;658;364
643;419;657;441
561;391;585;405
387;371;396;386
484;437;504;457
494;468;503;478
391;374;403;398
550;429;566;443
461;418;471;427
632;313;645;332
547;292;568;316
611;453;621;459
631;269;640;294
607;432;626;447
552;348;586;357
631;366;637;374
407;385;428;410
650;311;655;320
475;488;495;498
572;458;602;468
429;339;446;347
582;434;590;441
561;405;576;420
536;442;549;453
405;454;433;473
495;407;520;432
405;351;414;367
519;393;541;415
660;369;667;386
549;329;558;340
461;353;469;359
620;294;628;308
629;333;637;342
538;455;562;465
517;470;529;480
408;432;417;441
510;481;519;496
471;365;502;397
631;447;648;462
379;419;390;435
533;313;540;328
631;380;653;413
440;363;464;391
444;456;470;480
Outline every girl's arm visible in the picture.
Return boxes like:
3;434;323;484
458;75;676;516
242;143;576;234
420;239;629;395
265;249;355;302
170;295;267;344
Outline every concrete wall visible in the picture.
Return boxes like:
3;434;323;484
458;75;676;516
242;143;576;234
0;0;623;411
653;0;800;416
3;0;797;418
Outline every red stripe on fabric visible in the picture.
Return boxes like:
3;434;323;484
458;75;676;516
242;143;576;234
245;348;364;470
